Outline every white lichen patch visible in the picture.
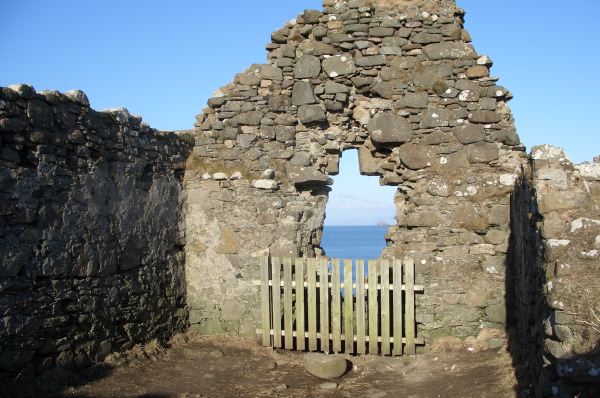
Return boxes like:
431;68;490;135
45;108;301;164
570;218;600;233
500;174;517;187
212;172;228;181
466;186;478;196
576;162;600;179
547;239;571;247
484;264;499;274
531;145;569;161
581;249;598;258
477;55;492;65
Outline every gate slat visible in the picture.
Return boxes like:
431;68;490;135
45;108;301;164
404;257;416;354
344;259;354;354
331;259;341;353
272;257;282;348
307;258;317;351
381;259;390;356
319;257;330;353
283;257;293;349
356;259;366;354
392;259;403;356
295;257;305;351
260;256;271;346
368;260;378;354
258;256;420;356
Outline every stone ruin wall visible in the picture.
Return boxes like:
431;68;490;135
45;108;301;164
510;145;600;397
0;84;191;381
185;0;526;342
0;0;598;395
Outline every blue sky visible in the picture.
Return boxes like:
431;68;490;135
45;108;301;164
1;0;598;225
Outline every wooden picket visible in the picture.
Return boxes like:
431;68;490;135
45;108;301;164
256;257;423;355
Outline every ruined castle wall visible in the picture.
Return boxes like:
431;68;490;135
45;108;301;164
510;145;600;397
0;85;191;379
185;0;526;341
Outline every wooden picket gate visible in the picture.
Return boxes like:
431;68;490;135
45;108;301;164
255;257;423;356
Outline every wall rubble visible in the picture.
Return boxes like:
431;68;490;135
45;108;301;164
0;84;192;381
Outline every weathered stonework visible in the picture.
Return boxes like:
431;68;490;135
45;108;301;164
184;0;526;341
0;1;597;396
0;85;192;381
510;145;600;397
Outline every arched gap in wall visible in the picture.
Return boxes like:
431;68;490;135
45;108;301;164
321;149;397;260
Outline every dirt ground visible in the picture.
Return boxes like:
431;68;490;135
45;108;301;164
10;333;517;398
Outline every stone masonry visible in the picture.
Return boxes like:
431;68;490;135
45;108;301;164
0;84;191;381
510;145;600;397
0;0;598;396
185;0;525;342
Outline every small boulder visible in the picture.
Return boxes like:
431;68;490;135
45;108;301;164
303;353;348;379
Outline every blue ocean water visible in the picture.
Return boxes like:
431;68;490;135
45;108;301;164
321;225;388;260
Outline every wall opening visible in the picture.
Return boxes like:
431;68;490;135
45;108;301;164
321;149;397;260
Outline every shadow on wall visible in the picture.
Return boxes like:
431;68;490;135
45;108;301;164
506;170;548;397
0;85;193;394
506;171;600;398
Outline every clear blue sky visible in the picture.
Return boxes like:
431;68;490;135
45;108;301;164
1;1;598;225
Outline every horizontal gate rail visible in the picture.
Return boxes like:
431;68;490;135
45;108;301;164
251;280;424;290
255;257;423;356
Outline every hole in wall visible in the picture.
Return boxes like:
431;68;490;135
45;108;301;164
321;149;397;260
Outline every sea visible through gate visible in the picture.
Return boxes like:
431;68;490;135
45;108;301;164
321;225;388;260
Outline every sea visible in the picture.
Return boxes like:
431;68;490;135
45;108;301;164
321;225;388;260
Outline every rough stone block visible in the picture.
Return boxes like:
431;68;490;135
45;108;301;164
322;55;355;77
292;81;317;105
358;146;379;176
423;42;469;60
295;54;321;79
298;105;326;124
466;143;499;163
368;112;412;144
